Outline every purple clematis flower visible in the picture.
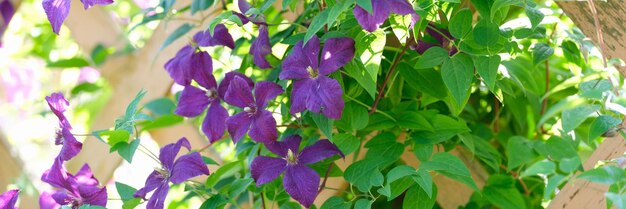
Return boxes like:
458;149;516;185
46;93;82;161
413;22;457;55
0;189;19;209
39;190;61;209
165;24;234;86
250;135;343;208
175;71;253;143
0;0;14;47
353;0;419;32
134;137;210;209
42;0;114;34
279;36;354;119
236;0;273;69
41;159;107;208
224;77;283;143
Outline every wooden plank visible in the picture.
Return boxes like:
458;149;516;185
0;129;38;209
64;0;127;54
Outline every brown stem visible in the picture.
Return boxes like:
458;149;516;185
538;17;562;134
369;40;410;114
500;164;530;196
317;163;334;195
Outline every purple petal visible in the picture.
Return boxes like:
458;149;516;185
289;79;314;115
0;0;15;48
80;0;113;9
164;46;195;85
226;112;253;143
202;101;228;143
353;1;391;32
250;25;272;69
413;40;436;54
190;51;213;80
78;67;100;84
234;12;250;24
159;137;192;169
250;156;287;186
238;0;251;13
42;0;70;34
170;152;211;184
145;183;169;209
0;189;19;209
254;81;283;108
195;24;235;49
315;76;344;119
283;165;320;208
134;171;165;199
279;36;320;80
319;37;355;75
265;135;302;157
224;76;255;108
248;110;278;143
298;140;343;165
51;191;72;206
41;159;71;191
39;190;61;209
426;22;452;44
57;128;82;161
217;72;253;99
388;0;417;16
45;92;71;129
77;185;107;207
73;164;99;187
193;66;218;90
175;85;210;117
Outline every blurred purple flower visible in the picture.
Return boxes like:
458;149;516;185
236;0;273;69
413;22;457;55
0;0;14;47
250;135;343;208
224;77;283;143
1;66;40;106
0;189;19;209
165;24;234;86
42;0;114;34
175;71;252;143
134;137;210;209
353;0;419;32
78;67;100;84
46;93;82;161
39;190;61;209
279;36;354;119
41;159;107;208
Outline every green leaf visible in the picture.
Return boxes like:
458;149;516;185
159;23;193;51
71;83;101;96
520;161;555;177
226;178;253;198
344;158;390;192
356;0;373;14
47;58;90;68
206;161;241;188
473;19;500;46
449;8;473;39
399;64;448;99
491;0;523;21
412;169;434;198
606;193;626;209
419;152;478;191
208;12;233;35
330;134;360;155
125;89;147;120
580;79;612;99
353;30;384;98
532;42;554;66
279;202;302;209
544;174;565;200
115;182;137;201
311;112;333;140
403;184;437;209
364;133;403;160
191;0;215;14
412;114;470;144
474;55;500;92
414;47;449;69
144;98;176;117
525;5;544;29
200;194;228;209
561;40;582;65
397;111;433;131
140;114;184;131
561;105;601;132
344;60;377;99
387;165;418;184
589;115;622;140
483;175;526;209
97;129;131;147
320;196;352;209
325;0;352;28
413;144;433;162
304;9;330;44
441;53;474;112
506;136;536;169
388;176;415;200
77;205;107;209
110;139;141;163
338;103;369;131
578;166;626;185
354;199;372;209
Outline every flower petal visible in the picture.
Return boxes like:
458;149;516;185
193;66;218;90
73;164;99;187
39;190;60;209
80;0;113;9
134;171;164;199
250;25;272;69
195;24;235;49
164;46;195;85
0;189;19;209
353;0;391;32
224;76;255;108
190;51;213;80
279;36;320;80
51;191;72;206
248;110;278;143
217;72;253;99
42;0;70;34
58;128;82;161
170;152;211;184
41;158;70;190
319;37;355;75
289;79;314;115
254;81;283;108
226;112;252;143
159;137;192;170
265;135;302;157
145;183;169;209
283;165;320;208
316;76;344;119
250;156;287;186
77;185;108;207
298;140;343;165
46;92;71;129
202;101;228;143
388;0;418;22
174;85;210;117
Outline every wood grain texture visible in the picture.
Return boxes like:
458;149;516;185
0;130;38;209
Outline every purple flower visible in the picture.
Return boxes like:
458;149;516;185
224;77;283;143
0;0;14;48
134;137;210;209
0;189;19;209
279;36;354;119
250;135;343;208
236;0;273;69
175;71;253;143
77;67;100;84
42;0;113;34
46;93;82;161
165;24;234;86
39;191;61;209
41;159;107;208
353;0;419;32
413;22;457;55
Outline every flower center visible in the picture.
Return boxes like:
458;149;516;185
155;167;171;179
306;66;319;79
244;106;257;115
54;129;64;145
206;88;218;100
285;149;298;165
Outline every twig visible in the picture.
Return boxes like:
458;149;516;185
369;39;410;114
539;16;562;134
493;97;500;132
500;164;530;195
261;191;267;209
317;163;334;194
